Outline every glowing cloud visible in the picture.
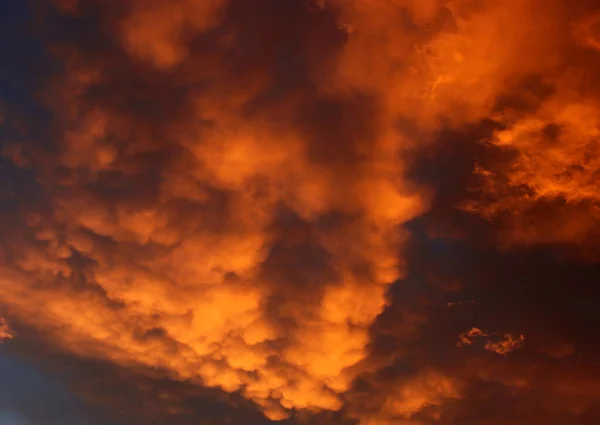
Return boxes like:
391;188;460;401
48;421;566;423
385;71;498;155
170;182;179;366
458;327;524;355
0;0;599;424
0;317;14;343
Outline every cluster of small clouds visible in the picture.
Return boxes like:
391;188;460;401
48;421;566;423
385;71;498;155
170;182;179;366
457;327;525;356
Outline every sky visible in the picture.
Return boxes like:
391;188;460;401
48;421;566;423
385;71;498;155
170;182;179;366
1;0;600;424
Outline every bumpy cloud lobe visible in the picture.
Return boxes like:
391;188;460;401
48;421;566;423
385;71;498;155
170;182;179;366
1;0;600;424
2;0;425;420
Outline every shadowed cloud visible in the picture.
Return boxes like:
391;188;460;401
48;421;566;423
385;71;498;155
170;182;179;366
1;0;600;424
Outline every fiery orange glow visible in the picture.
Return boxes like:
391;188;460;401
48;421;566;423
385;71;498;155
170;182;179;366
485;334;525;356
1;0;600;424
0;317;14;343
457;327;489;347
458;328;525;356
464;80;600;248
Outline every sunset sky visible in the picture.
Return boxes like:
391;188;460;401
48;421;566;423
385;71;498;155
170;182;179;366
1;0;600;424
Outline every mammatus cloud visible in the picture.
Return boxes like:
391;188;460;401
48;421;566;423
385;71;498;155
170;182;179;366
1;0;426;420
0;0;600;424
0;318;14;343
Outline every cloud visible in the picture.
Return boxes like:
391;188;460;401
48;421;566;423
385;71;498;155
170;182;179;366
456;327;488;347
484;334;525;356
1;0;600;424
1;0;426;420
457;327;525;355
0;317;14;343
0;352;128;425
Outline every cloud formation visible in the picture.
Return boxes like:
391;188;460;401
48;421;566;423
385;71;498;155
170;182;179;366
457;327;525;356
1;0;600;424
0;318;13;343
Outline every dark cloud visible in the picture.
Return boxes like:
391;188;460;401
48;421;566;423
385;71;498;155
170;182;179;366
0;352;125;425
1;0;600;425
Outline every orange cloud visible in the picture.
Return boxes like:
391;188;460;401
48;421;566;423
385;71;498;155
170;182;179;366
321;0;600;256
485;334;525;356
344;369;462;425
1;0;600;424
460;83;600;253
458;327;524;355
0;317;14;343
572;11;600;52
457;327;488;347
0;0;428;420
325;0;566;129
